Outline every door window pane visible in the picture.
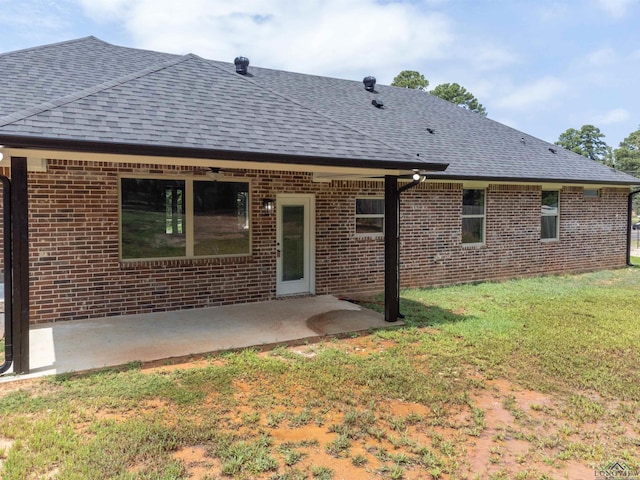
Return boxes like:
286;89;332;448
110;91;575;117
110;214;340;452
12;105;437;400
282;205;304;281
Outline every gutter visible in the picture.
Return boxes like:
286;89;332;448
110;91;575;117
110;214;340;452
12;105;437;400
425;172;637;187
627;189;640;267
0;175;12;374
0;134;449;174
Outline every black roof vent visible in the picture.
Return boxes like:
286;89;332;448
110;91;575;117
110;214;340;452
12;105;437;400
363;76;376;91
234;56;250;75
426;128;435;134
372;98;384;108
548;148;557;154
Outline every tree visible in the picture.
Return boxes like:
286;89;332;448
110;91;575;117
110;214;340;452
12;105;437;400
430;83;487;116
614;128;640;177
391;70;429;91
615;128;640;214
391;70;488;115
555;125;611;164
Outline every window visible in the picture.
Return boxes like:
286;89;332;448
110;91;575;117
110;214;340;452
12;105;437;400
462;189;485;244
355;198;384;235
120;177;250;260
541;190;559;240
584;189;600;199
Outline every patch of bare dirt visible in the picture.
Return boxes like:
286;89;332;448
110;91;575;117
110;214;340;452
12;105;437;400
172;445;222;480
2;336;636;479
463;378;598;479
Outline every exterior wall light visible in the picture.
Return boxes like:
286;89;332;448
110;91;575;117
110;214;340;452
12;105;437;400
263;198;275;215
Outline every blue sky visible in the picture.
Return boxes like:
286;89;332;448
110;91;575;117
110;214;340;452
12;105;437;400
1;0;638;149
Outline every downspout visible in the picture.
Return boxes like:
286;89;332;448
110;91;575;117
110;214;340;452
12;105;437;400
0;175;12;374
394;174;426;319
627;189;640;267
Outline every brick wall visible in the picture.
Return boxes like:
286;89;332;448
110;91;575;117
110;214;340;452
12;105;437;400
400;183;628;288
19;160;630;324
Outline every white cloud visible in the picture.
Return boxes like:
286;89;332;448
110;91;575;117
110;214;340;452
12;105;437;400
74;0;130;19
585;47;617;66
593;108;631;125
76;0;456;83
0;0;80;52
594;0;637;18
463;43;519;72
494;76;567;110
536;3;571;21
0;1;69;30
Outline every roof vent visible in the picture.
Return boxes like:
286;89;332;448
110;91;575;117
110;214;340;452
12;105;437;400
363;76;376;91
548;148;557;154
372;99;384;108
426;128;435;134
234;56;250;75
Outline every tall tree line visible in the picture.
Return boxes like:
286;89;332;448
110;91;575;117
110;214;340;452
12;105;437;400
556;124;640;213
555;124;640;178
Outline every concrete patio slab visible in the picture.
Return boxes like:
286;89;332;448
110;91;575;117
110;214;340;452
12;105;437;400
1;295;397;382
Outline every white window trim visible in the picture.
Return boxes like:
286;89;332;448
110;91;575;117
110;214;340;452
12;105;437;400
461;189;486;246
355;197;384;237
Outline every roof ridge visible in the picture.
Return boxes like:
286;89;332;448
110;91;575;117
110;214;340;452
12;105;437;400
203;59;431;166
0;53;198;128
0;36;104;59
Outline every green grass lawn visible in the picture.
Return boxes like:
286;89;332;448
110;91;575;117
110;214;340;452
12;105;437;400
1;268;640;479
395;267;640;399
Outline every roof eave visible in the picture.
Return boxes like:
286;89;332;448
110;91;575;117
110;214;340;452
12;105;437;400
0;135;449;173
425;173;640;187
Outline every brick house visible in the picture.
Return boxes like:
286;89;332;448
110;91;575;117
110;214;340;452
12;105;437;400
0;36;637;335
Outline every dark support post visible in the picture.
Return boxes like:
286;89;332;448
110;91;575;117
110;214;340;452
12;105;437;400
384;175;399;322
11;156;29;374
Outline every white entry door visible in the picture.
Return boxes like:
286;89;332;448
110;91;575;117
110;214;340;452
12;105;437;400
276;195;315;296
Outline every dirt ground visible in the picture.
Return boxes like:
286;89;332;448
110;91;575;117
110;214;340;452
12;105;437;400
142;338;602;479
0;335;629;479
